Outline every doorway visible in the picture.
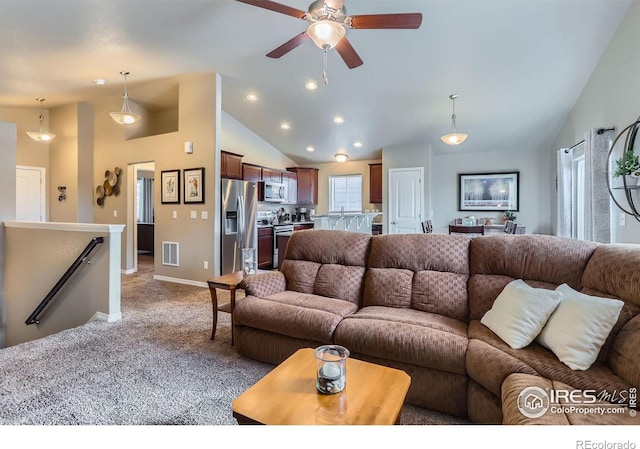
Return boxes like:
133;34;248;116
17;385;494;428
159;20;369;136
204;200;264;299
388;167;424;234
127;162;155;274
16;166;46;221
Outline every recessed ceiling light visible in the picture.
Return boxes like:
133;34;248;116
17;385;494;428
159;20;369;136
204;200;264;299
353;141;363;148
305;81;318;90
306;146;315;152
280;122;291;130
246;93;258;101
94;79;106;85
333;116;344;124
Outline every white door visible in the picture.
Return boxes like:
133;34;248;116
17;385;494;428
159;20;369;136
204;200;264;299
16;166;46;221
388;167;423;234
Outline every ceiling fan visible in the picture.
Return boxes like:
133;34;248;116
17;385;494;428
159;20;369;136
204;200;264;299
237;0;422;83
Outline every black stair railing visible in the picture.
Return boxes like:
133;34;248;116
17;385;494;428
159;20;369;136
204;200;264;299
25;236;104;326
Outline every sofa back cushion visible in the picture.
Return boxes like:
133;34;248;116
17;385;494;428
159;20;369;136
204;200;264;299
281;230;371;305
364;234;471;321
580;245;640;375
468;235;599;320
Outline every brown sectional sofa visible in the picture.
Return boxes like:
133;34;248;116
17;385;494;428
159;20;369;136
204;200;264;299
233;229;640;424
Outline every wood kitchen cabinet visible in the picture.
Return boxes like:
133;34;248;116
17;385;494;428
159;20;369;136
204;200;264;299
282;170;297;204
261;168;282;183
221;151;243;179
242;163;262;182
287;167;318;205
258;227;273;269
293;224;314;231
369;163;382;204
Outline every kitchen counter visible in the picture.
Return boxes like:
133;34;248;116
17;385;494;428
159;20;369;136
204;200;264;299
258;220;315;228
312;213;381;234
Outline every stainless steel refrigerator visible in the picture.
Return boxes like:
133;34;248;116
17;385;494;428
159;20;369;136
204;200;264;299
221;179;258;275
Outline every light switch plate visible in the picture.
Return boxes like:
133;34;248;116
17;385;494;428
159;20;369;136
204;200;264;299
173;211;177;219
190;211;197;219
619;212;626;226
201;211;208;220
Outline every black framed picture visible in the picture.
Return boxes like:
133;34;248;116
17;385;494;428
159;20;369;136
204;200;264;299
161;169;180;204
458;171;519;212
184;167;205;204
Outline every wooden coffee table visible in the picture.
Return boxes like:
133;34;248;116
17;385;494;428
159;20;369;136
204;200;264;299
232;348;411;425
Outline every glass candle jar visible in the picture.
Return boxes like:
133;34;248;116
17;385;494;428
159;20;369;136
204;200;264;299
315;345;349;394
241;247;256;276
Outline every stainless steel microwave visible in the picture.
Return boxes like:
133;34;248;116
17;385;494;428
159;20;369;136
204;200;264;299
259;181;286;202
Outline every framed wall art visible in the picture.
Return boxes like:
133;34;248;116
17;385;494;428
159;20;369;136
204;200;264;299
161;169;180;204
184;167;205;204
458;171;519;212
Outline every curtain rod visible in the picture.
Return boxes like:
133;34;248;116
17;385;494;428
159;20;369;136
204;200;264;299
564;127;616;153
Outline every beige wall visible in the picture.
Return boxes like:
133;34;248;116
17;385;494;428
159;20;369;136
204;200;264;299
4;224;122;348
0;106;51;170
49;102;94;223
0;121;17;348
305;159;383;215
551;0;640;243
92;73;219;281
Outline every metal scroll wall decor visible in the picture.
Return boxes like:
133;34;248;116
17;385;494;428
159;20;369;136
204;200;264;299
96;167;122;206
606;117;640;222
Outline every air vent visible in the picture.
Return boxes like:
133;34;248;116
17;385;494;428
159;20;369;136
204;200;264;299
162;241;179;266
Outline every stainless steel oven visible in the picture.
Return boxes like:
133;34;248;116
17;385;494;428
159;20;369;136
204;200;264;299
273;224;294;268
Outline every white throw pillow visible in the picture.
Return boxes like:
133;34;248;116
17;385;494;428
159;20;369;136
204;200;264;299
536;284;624;371
481;279;562;349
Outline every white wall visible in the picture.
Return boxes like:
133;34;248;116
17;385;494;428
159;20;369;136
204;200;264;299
221;111;297;170
551;0;640;244
431;148;551;235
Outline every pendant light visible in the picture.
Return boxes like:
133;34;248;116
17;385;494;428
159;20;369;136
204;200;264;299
441;94;468;146
110;71;140;125
26;98;56;142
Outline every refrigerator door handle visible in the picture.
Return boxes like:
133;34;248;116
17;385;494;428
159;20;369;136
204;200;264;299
237;195;245;247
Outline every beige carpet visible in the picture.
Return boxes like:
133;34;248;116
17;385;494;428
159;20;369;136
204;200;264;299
0;254;469;425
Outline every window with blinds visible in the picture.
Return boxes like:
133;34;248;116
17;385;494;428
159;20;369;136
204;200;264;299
329;174;362;213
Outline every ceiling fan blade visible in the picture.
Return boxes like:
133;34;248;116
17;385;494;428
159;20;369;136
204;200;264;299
236;0;307;19
335;37;363;69
266;32;310;58
349;13;423;29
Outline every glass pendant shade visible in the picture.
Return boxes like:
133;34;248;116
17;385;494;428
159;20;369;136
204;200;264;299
441;94;468;146
308;20;346;49
26;99;56;142
110;71;140;125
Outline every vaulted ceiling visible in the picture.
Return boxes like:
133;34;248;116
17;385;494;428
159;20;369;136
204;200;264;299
0;0;632;163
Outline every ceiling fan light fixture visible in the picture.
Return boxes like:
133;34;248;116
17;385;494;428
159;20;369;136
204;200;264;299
26;98;56;142
441;94;468;146
110;71;141;125
334;153;349;163
308;20;346;50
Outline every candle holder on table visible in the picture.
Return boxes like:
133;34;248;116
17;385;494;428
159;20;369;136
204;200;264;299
315;344;349;394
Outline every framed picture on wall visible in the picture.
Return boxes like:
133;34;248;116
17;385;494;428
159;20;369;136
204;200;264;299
161;169;180;204
458;171;519;211
184;167;205;204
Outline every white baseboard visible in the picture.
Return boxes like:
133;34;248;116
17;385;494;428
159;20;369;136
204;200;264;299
122;268;136;275
90;311;122;323
153;275;208;288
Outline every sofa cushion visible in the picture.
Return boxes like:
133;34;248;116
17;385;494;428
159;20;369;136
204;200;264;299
281;259;320;294
362;268;413;308
480;279;562;349
334;306;468;375
412;270;469;322
234;292;358;343
468;320;634;405
469;235;599;320
313;264;366;305
366;234;470;320
284;229;371;267
536;284;623;371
